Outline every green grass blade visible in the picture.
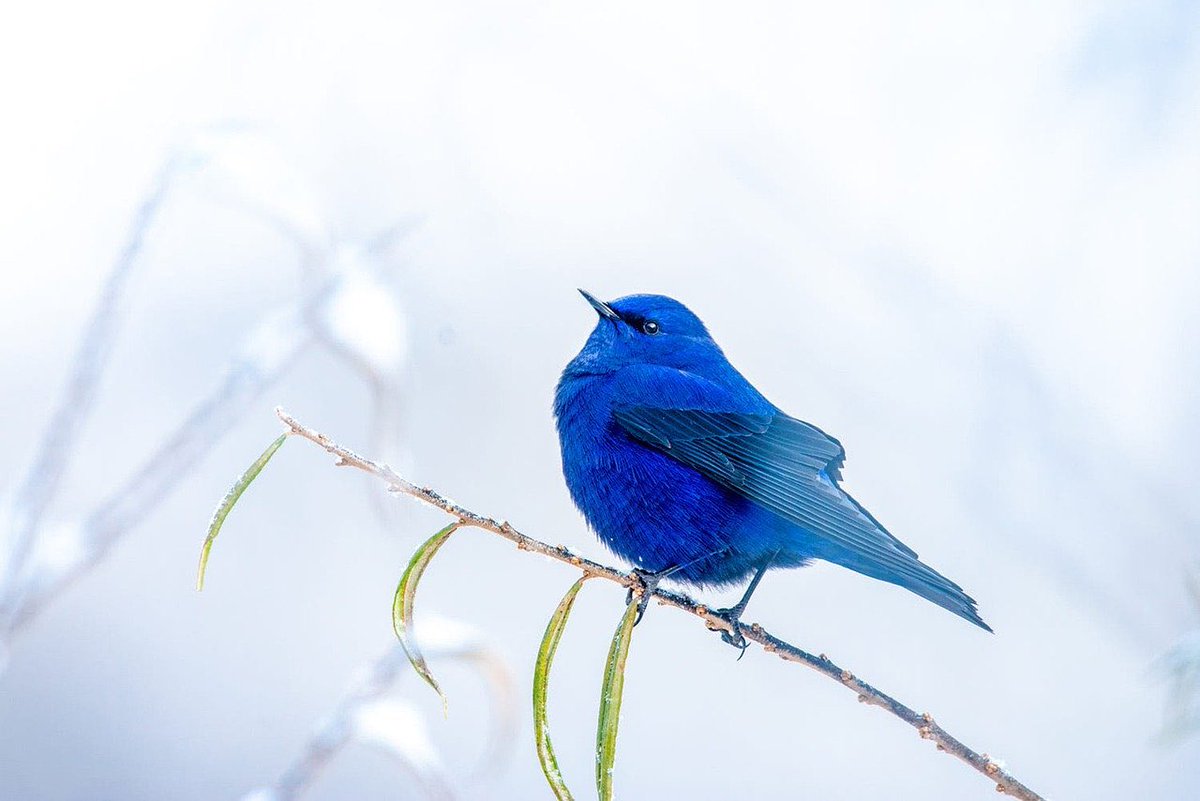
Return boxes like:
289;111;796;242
595;598;640;800
196;433;288;591
392;521;461;714
534;576;588;801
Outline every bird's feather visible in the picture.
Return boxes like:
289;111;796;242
556;294;989;632
612;402;989;630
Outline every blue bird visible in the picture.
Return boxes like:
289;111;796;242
554;290;990;646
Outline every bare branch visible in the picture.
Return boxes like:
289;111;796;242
275;408;1049;801
265;623;514;801
2;298;318;636
0;153;181;617
271;645;454;801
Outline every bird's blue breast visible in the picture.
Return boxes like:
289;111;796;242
555;370;789;587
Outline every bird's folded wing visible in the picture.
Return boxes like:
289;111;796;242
612;405;934;575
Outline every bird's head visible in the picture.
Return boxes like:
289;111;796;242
569;290;723;374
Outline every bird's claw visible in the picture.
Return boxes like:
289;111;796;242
626;568;664;626
713;607;751;659
721;629;750;659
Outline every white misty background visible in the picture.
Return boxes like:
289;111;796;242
1;2;1199;799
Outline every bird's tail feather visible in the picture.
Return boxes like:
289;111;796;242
822;547;992;632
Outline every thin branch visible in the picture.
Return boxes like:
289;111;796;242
275;407;1048;801
0;153;181;616
271;645;454;801
267;628;514;801
2;295;321;636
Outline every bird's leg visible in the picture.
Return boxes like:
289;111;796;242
625;548;731;625
714;550;779;656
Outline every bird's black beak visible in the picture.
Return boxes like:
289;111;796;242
578;288;619;320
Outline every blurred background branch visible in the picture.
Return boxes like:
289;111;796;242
244;619;515;801
0;132;514;798
1157;570;1200;742
0;152;183;631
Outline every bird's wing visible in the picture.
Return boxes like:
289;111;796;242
609;368;988;630
611;405;927;566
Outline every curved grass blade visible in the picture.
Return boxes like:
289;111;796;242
196;432;288;591
392;521;462;714
534;576;589;801
595;597;640;800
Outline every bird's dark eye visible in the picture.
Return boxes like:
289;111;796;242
642;320;660;335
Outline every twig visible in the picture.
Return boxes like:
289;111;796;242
271;645;454;801
0;153;180;619
275;407;1048;801
3;296;320;636
266;626;514;801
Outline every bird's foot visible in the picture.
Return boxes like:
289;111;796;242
712;605;751;659
708;550;776;659
625;567;666;625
